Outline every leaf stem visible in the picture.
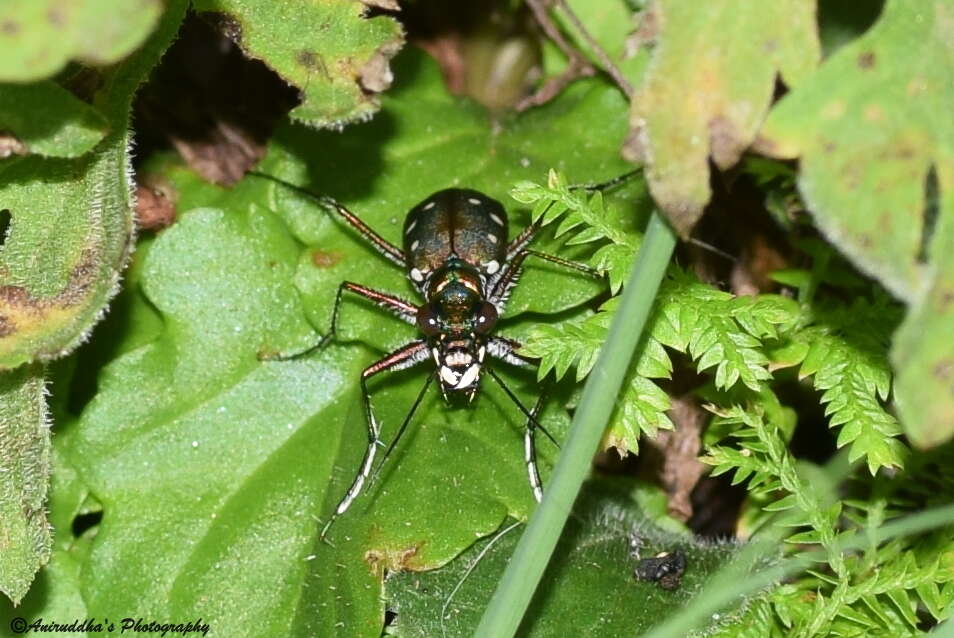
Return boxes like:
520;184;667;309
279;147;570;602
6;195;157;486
473;211;677;638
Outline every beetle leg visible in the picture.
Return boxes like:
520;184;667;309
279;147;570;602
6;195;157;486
260;281;418;361
320;340;430;542
524;392;548;502
486;367;557;503
249;171;406;266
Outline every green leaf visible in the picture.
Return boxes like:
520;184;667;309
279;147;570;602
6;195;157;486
796;311;907;474
0;0;186;606
626;0;819;235
604;374;673;455
0;423;94;625
0;81;107;158
0;0;163;82
192;0;404;129
892;184;954;447
0;1;188;369
0;364;50;606
387;483;771;637
761;0;951;303
61;50;634;635
653;271;795;392
760;0;954;447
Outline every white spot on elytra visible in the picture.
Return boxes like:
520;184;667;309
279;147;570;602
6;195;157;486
489;213;504;226
410;267;424;282
405;219;417;234
487;233;498;244
468;197;482;205
410;239;420;251
423;201;436;210
484;259;500;274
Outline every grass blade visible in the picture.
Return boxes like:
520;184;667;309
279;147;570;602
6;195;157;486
473;211;677;637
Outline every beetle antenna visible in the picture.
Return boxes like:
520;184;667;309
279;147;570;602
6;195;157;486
568;168;641;193
687;237;737;262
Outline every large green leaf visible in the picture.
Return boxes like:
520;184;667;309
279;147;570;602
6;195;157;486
760;0;954;447
192;0;404;129
626;0;819;236
61;50;635;636
0;0;163;82
387;483;774;637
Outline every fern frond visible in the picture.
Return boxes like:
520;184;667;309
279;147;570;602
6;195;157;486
771;298;907;474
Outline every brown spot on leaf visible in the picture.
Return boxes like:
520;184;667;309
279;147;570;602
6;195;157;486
297;50;318;69
312;250;343;268
1;20;18;35
47;8;65;27
857;51;876;69
934;359;954;381
364;543;422;577
63;249;99;302
864;104;884;122
938;288;954;313
625;2;659;54
856;233;872;248
0;285;31;306
0;316;14;337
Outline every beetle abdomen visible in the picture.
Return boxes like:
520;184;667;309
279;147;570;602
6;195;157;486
403;189;508;283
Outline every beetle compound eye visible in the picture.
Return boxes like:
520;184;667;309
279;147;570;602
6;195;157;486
474;302;498;334
416;304;441;337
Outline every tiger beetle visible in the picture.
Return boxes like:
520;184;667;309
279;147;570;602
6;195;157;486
250;169;638;541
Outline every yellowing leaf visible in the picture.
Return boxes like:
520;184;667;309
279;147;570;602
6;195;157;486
626;0;819;236
761;0;953;302
760;0;954;447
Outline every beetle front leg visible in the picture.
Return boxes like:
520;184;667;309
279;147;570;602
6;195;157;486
319;340;429;541
260;281;418;361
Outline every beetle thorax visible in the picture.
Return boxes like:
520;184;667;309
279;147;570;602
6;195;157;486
415;262;499;399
